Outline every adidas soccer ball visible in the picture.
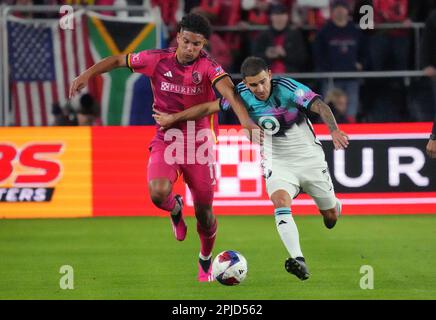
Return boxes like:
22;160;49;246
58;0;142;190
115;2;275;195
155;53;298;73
212;250;248;286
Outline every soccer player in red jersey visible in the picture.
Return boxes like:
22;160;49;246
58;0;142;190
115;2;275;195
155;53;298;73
69;13;258;282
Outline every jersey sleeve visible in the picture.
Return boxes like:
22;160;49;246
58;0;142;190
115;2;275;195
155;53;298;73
219;82;250;112
219;97;231;112
127;50;159;76
206;61;229;86
278;77;321;110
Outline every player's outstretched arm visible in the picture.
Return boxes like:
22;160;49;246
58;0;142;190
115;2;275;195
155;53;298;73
214;77;263;144
152;100;220;130
310;98;349;150
69;54;127;99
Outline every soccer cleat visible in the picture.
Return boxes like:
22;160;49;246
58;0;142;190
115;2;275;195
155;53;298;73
198;260;214;282
285;257;310;281
170;195;187;241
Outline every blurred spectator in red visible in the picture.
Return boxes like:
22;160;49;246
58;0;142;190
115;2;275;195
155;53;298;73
325;88;350;123
12;0;34;18
11;0;63;19
291;0;330;31
240;0;270;65
241;1;295;64
54;0;117;16
190;0;242;72
59;0;114;5
290;0;356;29
241;0;296;30
205;33;233;72
369;0;411;71
252;3;307;73
169;29;233;72
151;0;184;31
190;0;242;30
242;0;295;25
242;0;271;26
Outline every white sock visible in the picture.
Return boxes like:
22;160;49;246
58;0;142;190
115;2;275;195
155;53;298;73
274;207;304;258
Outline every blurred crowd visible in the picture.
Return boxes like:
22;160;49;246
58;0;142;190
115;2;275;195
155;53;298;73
4;0;436;126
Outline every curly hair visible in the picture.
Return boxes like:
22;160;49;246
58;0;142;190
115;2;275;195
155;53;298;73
178;13;212;39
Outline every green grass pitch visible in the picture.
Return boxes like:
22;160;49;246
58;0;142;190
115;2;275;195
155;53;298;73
1;215;435;300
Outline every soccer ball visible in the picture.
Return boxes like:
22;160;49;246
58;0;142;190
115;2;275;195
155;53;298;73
212;250;248;286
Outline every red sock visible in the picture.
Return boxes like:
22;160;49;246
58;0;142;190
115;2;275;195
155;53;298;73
197;218;217;258
157;192;176;212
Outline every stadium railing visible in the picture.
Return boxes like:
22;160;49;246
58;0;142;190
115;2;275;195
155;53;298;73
0;5;428;126
213;22;425;72
230;70;426;81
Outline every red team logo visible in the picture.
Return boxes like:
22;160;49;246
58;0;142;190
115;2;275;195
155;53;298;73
192;71;202;84
131;53;141;64
0;143;63;202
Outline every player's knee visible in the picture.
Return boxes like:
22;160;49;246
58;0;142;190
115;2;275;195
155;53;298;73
149;187;171;206
149;179;172;205
270;190;291;208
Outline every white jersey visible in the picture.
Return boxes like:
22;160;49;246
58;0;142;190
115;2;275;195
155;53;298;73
262;119;327;168
220;77;337;209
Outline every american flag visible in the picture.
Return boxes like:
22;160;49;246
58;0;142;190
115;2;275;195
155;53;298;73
7;12;93;126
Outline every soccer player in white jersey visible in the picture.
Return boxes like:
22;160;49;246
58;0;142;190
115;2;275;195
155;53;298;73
153;57;349;280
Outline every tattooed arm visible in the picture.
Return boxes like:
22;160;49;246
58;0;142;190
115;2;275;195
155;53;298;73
310;98;349;150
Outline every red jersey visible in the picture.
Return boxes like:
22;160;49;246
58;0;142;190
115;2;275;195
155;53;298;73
127;47;228;143
271;34;286;74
